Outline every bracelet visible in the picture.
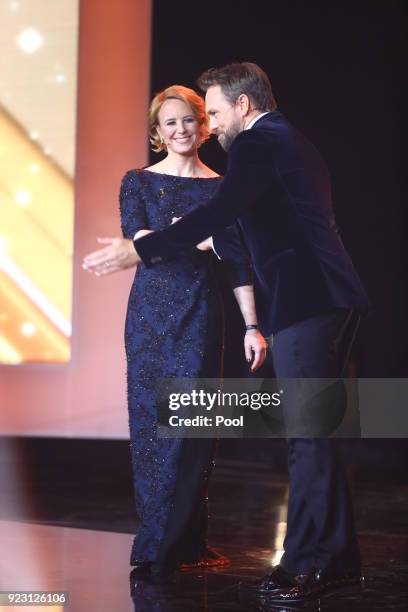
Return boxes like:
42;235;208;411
246;324;258;331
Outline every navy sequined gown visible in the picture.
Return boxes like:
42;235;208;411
119;168;225;568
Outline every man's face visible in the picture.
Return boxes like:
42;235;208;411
205;85;243;151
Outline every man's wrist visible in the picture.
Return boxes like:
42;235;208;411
245;324;259;333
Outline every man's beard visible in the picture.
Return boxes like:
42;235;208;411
218;119;241;151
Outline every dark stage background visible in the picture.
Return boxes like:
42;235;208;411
149;0;406;377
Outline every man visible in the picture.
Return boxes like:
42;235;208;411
83;62;370;603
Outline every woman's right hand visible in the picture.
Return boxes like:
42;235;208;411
82;237;138;276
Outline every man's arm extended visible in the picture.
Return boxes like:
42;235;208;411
135;129;274;266
82;130;274;274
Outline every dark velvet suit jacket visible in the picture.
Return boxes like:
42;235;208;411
135;111;371;336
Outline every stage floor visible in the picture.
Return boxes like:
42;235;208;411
1;516;408;611
1;446;407;611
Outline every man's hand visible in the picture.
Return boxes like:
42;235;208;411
245;329;268;372
172;217;212;252
82;237;140;276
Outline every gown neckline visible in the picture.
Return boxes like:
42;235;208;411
136;168;221;181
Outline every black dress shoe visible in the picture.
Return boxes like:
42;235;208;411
130;561;152;577
239;565;309;595
265;567;363;603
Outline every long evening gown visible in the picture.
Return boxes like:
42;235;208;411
120;168;229;570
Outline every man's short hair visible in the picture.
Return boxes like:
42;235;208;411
197;62;277;112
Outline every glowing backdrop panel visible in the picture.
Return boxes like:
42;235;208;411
0;0;152;437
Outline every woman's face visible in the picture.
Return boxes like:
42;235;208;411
157;98;200;156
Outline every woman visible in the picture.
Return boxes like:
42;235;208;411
118;85;266;576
